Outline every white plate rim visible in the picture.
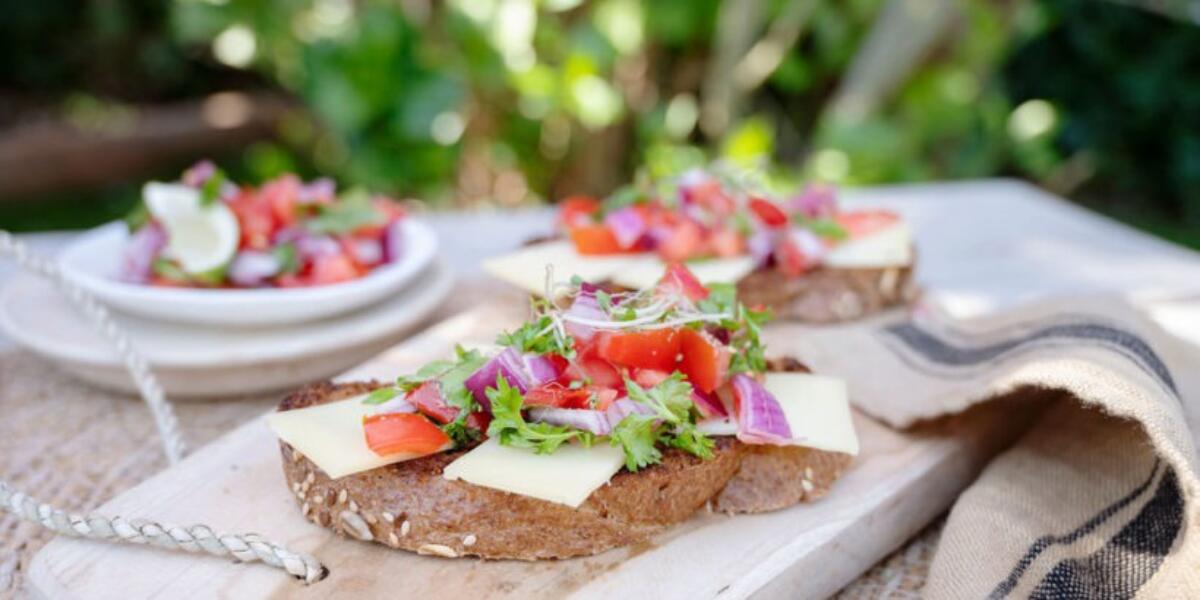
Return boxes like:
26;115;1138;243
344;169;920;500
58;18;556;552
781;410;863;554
0;259;455;369
56;219;437;318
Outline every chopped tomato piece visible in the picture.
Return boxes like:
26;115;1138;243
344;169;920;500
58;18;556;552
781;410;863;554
564;351;625;390
465;411;492;432
683;179;735;215
632;368;671;388
775;229;824;277
595;388;619;410
678;328;731;393
657;221;704;262
749;198;788;228
524;382;591;409
309;253;362;285
227;189;276;250
835;210;900;239
363;413;450;457
558;196;601;227
408;381;458;424
260;175;302;228
598;328;681;372
658;263;709;301
708;227;744;257
569;224;626;255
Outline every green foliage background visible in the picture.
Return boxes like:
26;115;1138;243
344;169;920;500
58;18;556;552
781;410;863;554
0;0;1198;246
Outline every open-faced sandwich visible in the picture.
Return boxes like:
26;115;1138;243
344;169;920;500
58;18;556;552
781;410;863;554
268;265;858;559
484;167;915;323
121;161;407;288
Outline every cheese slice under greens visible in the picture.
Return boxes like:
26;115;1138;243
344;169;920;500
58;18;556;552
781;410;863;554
267;394;435;479
442;437;625;507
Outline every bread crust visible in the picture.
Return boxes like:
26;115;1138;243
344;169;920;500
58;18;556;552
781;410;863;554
278;374;853;559
736;264;916;323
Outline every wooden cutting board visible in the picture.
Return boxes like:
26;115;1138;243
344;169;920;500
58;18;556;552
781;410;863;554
27;304;1037;599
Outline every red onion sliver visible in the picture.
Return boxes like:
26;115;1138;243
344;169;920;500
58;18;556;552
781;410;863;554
523;353;561;386
228;250;281;287
373;394;417;415
605;398;655;429
181;160;216;188
382;220;405;263
119;223;167;283
732;374;792;445
603;206;648;249
691;388;727;419
464;347;533;412
789;184;837;219
528;407;612;435
746;227;778;266
350;238;384;267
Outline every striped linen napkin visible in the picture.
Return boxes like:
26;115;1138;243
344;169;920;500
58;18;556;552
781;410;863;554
771;295;1199;598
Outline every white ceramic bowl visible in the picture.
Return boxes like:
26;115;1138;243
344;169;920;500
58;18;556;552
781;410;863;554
0;260;455;398
57;219;437;326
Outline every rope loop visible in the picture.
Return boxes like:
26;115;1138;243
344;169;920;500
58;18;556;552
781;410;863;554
0;230;327;584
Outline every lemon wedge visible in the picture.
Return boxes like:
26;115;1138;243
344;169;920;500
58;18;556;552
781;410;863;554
143;182;240;274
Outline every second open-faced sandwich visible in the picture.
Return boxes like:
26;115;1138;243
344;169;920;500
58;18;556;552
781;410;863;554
485;167;916;323
269;265;859;559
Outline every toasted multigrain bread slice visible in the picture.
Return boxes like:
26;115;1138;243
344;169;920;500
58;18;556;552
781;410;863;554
278;375;853;559
736;264;916;324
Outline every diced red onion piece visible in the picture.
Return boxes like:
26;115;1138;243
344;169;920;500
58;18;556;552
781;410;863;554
181;160;216;188
565;287;607;342
732;374;792;445
676;168;712;205
523;353;561;386
299;178;336;204
789;184;837;219
696;417;738;436
228;250;281;287
775;228;827;268
119;223;167;283
604;398;655;428
464;347;533;412
373;395;417;415
382;220;405;263
603;206;648;249
296;233;342;260
350;238;384;267
528;407;612;435
746;227;778;266
692;388;728;419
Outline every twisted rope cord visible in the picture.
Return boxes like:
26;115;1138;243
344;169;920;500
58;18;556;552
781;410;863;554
0;230;327;584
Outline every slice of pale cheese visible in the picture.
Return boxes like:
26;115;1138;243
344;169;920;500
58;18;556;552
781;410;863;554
443;437;625;507
765;372;860;456
267;394;436;479
608;255;758;291
823;221;913;268
482;241;639;296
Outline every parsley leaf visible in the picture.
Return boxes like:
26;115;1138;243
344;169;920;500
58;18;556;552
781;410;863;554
624;373;694;424
608;414;662;471
486;377;586;454
797;216;848;240
363;387;399;405
199;168;228;206
306;188;385;234
496;306;576;358
273;243;300;275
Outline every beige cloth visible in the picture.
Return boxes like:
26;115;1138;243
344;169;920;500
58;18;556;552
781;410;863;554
778;296;1200;598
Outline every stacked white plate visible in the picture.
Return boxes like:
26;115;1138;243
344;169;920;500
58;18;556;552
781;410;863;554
0;220;453;398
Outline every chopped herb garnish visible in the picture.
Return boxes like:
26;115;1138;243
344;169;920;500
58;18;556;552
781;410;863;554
306;188;384;234
487;376;592;454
